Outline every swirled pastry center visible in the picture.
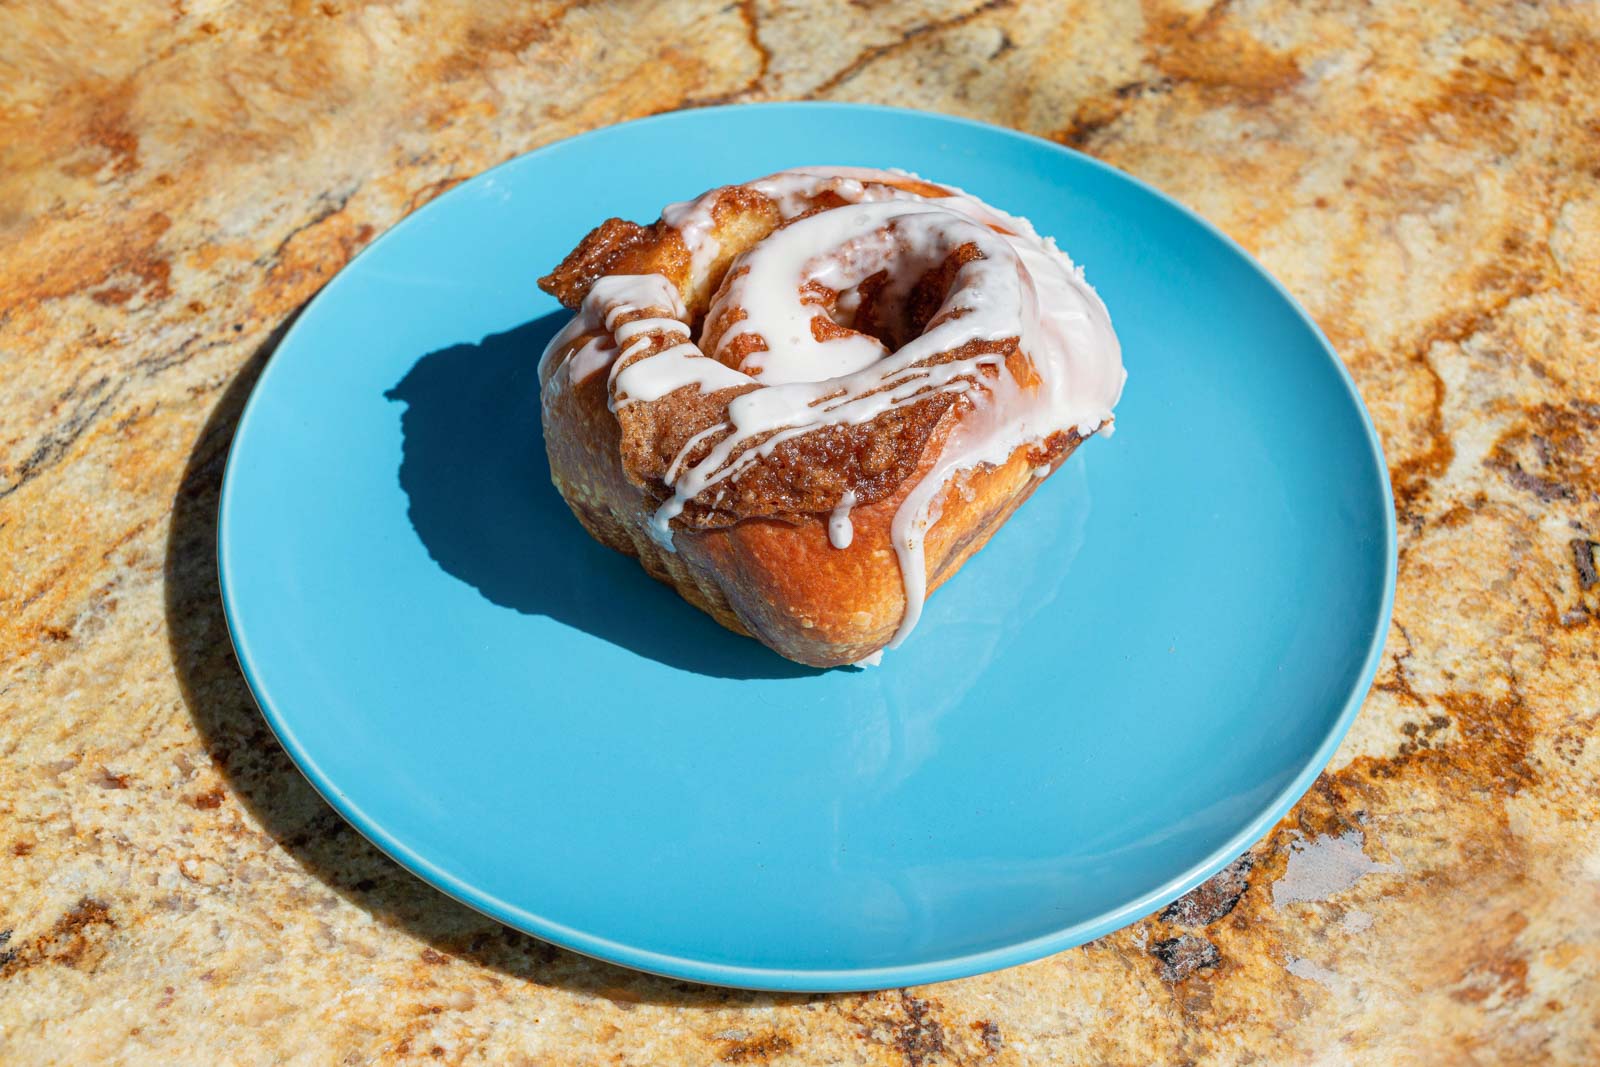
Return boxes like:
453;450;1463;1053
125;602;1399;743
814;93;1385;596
539;167;1125;650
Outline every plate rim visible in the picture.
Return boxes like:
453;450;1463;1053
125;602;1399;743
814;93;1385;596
217;100;1399;992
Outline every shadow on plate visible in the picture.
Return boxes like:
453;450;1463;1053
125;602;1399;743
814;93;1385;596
384;312;820;681
164;314;817;1007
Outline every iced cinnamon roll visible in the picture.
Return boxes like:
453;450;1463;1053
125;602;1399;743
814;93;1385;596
537;167;1124;667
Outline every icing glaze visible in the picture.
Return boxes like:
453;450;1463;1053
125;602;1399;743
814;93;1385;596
828;490;857;550
540;273;689;383
541;167;1125;654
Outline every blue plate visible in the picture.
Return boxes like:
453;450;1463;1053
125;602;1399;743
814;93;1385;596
219;103;1395;991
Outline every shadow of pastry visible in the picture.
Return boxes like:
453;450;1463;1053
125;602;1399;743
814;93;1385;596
384;312;822;681
164;313;814;1007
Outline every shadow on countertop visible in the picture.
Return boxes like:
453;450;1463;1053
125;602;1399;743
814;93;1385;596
383;312;818;681
163;313;820;1009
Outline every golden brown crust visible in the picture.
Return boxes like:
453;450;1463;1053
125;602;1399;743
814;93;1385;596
540;345;1081;666
537;218;688;305
535;174;1091;667
539;187;784;313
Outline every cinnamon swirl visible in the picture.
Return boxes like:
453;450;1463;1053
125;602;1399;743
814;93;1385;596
537;167;1125;667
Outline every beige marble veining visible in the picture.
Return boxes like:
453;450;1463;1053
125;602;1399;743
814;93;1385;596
2;1;1598;1063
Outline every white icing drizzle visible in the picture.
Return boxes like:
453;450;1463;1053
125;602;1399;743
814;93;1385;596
565;335;615;385
828;490;857;549
662;166;918;295
540;168;1125;653
665;422;729;484
611;342;748;405
541;274;691;382
615;316;690;345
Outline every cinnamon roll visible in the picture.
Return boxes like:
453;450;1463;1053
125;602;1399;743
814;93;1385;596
537;167;1125;667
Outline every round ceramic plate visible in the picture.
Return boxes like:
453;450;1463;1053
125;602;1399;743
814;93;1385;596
219;103;1395;992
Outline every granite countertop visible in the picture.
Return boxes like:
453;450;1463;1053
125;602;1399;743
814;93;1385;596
3;1;1598;1062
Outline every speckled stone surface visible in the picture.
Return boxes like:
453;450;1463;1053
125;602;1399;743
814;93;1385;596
3;1;1598;1063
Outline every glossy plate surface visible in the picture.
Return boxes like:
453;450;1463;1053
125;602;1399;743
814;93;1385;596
219;103;1395;991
